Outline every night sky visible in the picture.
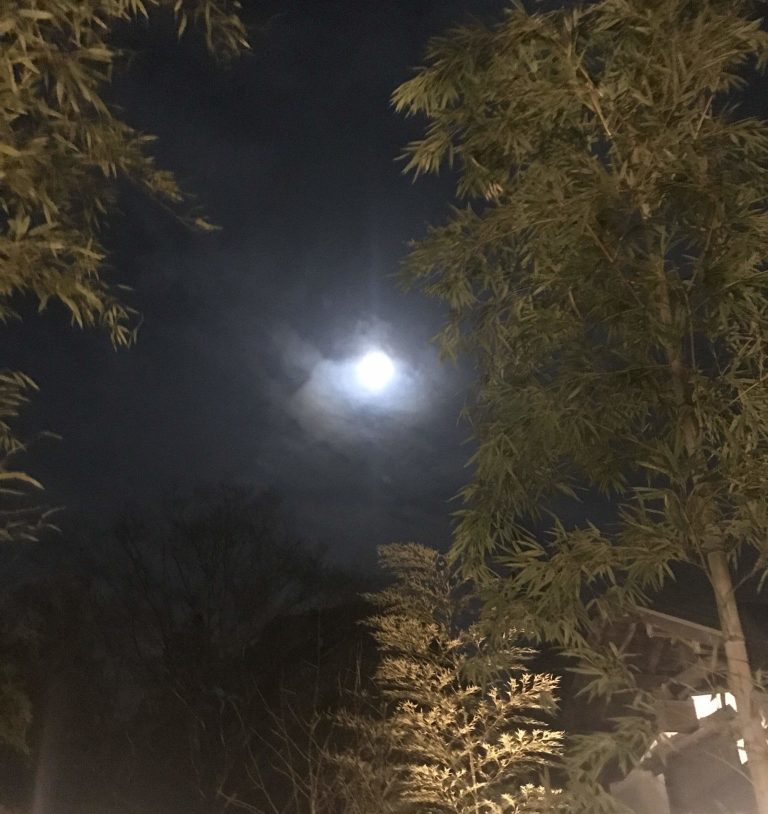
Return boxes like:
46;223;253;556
4;0;509;567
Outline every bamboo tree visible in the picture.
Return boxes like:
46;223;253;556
366;544;562;814
0;0;248;343
395;1;768;811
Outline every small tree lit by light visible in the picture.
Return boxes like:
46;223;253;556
356;351;395;393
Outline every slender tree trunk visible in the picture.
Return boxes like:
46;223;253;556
653;248;768;812
707;547;768;814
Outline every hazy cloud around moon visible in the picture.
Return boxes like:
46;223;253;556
266;319;452;446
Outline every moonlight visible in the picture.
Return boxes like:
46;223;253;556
356;350;395;393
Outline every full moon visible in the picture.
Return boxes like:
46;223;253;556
356;350;395;393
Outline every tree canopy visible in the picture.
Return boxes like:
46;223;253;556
1;0;247;343
364;543;562;814
395;0;768;810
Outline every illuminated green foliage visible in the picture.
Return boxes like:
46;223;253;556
0;0;248;514
396;1;768;810
0;370;53;546
365;543;562;814
0;0;247;520
0;0;247;342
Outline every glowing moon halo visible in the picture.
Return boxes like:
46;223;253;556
356;350;395;393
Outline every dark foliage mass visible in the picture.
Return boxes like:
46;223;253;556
0;485;371;814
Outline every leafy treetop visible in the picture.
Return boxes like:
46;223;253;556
0;0;248;345
395;1;768;809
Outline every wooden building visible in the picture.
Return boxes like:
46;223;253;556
602;606;766;814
